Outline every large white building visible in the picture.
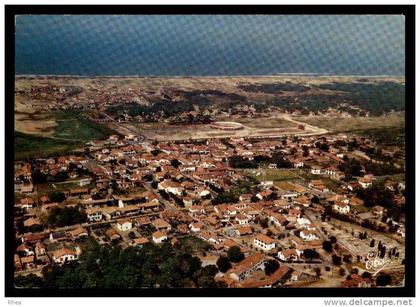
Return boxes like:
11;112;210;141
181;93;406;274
254;234;276;251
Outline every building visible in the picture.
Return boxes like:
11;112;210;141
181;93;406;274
152;231;168;244
333;202;350;214
299;229;319;241
358;177;373;189
235;214;249;225
254;234;276;251
229;253;266;282
278;249;301;262
52;247;79;264
117;219;132;231
86;208;103;222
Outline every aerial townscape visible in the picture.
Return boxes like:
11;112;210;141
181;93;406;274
13;75;406;289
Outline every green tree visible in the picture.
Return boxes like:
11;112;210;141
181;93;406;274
227;246;245;263
264;259;280;276
48;191;66;203
216;256;232;273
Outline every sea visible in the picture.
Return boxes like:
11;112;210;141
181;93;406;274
15;15;405;77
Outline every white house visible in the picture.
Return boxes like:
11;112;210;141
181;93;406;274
117;219;132;231
358;177;373;189
254;234;276;251
86;208;103;222
278;249;301;261
152;231;168;244
333;202;350;214
189;222;204;232
235;214;249;225
299;230;319;241
52;247;80;264
158;180;183;195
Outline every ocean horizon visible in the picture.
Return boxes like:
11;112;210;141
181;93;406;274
15;15;405;76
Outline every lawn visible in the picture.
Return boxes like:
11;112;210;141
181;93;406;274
253;168;302;182
292;113;404;133
297;171;343;192
15;111;115;160
53;111;115;140
178;236;212;254
15;131;83;160
235;117;295;129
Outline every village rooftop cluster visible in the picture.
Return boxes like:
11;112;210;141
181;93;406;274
14;128;406;288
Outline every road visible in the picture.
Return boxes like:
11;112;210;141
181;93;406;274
17;210;161;241
98;111;148;142
280;114;330;136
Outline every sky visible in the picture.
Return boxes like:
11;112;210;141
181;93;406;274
15;15;405;76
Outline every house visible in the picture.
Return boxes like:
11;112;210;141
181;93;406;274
341;274;371;288
239;194;253;202
188;205;206;215
117;219;132;231
135;216;151;227
309;180;329;193
152;218;172;231
235;214;249;225
294;196;311;207
14;254;22;271
20;182;34;194
189;222;204;232
158;180;184;195
278;249;300;261
397;227;405;238
20;197;34;210
105;228;121;241
288;208;302;219
358;176;373;189
23;217;42;229
333;202;350;214
20;255;35;269
254;234;276;251
227;205;237;215
132;237;150;247
17;244;34;256
52;247;80;264
68;227;88;239
228;253;266;282
299;229;319;241
372;205;385;216
267;211;287;227
256;190;273;200
290;271;302;282
236;226;253;236
196;187;211;197
86;207;103;222
280;191;298;201
152;231;168;244
49;231;68;242
35;242;46;257
182;196;194;207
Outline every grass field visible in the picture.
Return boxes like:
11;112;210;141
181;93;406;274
235;117;296;129
297;171;343;192
15;132;83;160
274;181;300;191
251;168;302;182
15;111;115;160
292;113;404;133
178;236;211;253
